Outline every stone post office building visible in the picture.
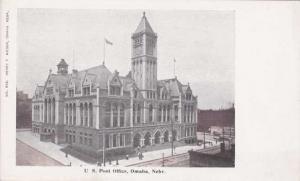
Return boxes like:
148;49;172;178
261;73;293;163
31;12;198;157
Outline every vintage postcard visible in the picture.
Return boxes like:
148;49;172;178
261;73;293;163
1;1;300;181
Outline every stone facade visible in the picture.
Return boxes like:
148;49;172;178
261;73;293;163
32;12;198;157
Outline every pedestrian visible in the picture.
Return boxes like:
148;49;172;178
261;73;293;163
65;152;68;158
126;154;129;160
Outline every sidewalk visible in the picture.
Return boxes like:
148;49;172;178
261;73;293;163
16;130;220;167
116;141;220;166
16;131;91;167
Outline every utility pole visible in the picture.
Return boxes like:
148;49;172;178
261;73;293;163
222;127;225;149
162;153;165;167
203;129;206;149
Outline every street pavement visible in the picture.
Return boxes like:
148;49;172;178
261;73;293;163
17;131;91;166
16;139;63;166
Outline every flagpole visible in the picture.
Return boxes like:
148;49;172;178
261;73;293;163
103;39;106;65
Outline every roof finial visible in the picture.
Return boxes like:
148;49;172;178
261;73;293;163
143;11;146;17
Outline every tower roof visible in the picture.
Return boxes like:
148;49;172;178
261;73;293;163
57;59;68;67
134;12;155;34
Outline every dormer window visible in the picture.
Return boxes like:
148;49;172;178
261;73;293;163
68;89;74;97
83;86;90;96
134;90;137;98
110;86;121;96
186;93;192;100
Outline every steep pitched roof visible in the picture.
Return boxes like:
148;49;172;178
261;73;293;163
69;65;112;91
44;73;70;94
57;59;68;66
134;12;155;34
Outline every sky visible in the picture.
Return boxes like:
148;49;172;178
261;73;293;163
17;9;234;109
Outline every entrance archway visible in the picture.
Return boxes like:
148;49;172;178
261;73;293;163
144;132;151;146
133;133;141;148
164;130;169;143
154;131;161;144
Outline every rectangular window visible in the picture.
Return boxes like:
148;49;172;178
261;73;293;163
120;134;124;147
113;134;117;147
105;135;110;148
113;104;118;127
80;136;82;144
89;138;92;146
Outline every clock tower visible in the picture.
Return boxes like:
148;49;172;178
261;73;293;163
131;12;157;93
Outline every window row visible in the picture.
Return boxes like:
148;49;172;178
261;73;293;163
105;133;126;148
105;103;125;128
65;102;93;127
183;105;195;123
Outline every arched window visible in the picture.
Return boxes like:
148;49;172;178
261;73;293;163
105;102;111;128
69;103;72;125
65;104;69;125
113;103;118;127
80;103;83;126
149;104;153;122
158;105;162;122
137;104;141;123
167;105;171;122
120;104;125;127
184;105;187;122
84;103;88;126
133;103;136;124
89;103;93;127
191;105;193;123
174;105;178;121
73;103;76;125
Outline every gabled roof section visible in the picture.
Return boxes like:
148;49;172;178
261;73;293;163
134;12;155;34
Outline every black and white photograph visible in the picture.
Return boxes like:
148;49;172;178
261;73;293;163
16;9;235;167
1;1;300;181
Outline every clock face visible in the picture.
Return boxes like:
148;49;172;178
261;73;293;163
134;45;143;56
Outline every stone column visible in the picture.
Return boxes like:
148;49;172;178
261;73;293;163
150;137;153;145
96;87;100;129
160;136;164;144
117;103;120;127
140;138;145;147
